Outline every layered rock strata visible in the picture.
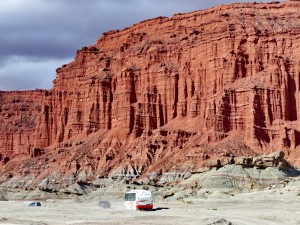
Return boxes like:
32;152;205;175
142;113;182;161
37;1;300;151
0;1;300;189
0;90;46;163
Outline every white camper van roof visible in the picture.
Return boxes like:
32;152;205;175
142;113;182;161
126;189;151;194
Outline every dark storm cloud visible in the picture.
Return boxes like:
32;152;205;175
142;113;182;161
0;0;283;91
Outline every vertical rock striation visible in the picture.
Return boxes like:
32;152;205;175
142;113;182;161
0;1;300;186
36;1;300;150
0;90;46;162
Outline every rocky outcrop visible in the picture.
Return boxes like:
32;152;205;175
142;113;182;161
158;164;299;201
0;1;300;189
209;150;289;169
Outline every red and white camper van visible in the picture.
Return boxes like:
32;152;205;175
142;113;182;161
124;189;153;210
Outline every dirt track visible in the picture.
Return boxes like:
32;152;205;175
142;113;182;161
1;189;300;225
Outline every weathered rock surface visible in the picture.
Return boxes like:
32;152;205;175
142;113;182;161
0;90;46;163
0;1;300;190
158;153;300;201
208;150;289;168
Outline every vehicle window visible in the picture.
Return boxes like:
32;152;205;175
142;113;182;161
29;203;35;206
125;193;136;201
37;202;41;206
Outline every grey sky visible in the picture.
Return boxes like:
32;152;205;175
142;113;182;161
0;0;283;91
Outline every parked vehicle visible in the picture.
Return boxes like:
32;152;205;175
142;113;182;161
28;201;41;207
98;200;110;208
124;190;153;210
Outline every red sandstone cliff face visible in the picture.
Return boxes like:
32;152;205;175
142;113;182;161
0;91;46;162
0;1;300;188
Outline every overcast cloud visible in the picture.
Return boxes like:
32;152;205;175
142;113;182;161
0;0;283;91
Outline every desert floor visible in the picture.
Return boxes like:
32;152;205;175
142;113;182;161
0;188;300;225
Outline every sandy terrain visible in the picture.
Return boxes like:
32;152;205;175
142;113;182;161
0;187;300;225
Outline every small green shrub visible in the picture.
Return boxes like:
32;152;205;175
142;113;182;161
0;196;8;201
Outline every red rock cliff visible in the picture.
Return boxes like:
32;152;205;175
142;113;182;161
0;90;46;162
1;1;300;186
